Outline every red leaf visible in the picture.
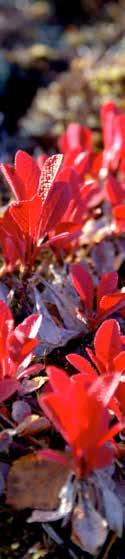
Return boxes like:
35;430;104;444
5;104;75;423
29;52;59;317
81;180;103;210
39;392;69;442
63;150;91;179
99;420;125;446
105;174;125;206
46;223;81;250
39;154;63;203
17;314;42;339
9;196;42;239
101;102;120;169
71;263;94;313
89;371;121;408
41;180;72;234
97;272;118;310
100;292;125;314
115;114;125;159
0;151;40;201
47;366;70;393
39;366;122;477
53;222;81;235
0;163;24;201
0;208;26;267
18;363;44;379
90;152;103;177
113;205;125;232
8;314;41;366
66;353;97;382
58;123;92;153
61;168;87;223
114;352;125;373
15;151;40;199
86;347;105;374
0;378;19;403
0;301;14;360
37;154;48;170
94;319;121;369
116;379;125;416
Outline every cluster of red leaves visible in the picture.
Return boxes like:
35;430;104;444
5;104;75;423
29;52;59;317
39;364;123;479
1;100;125;484
38;102;125;477
58;101;125;229
71;263;125;329
67;318;125;418
0;301;42;403
0;153;83;270
38;317;125;479
1;101;125;271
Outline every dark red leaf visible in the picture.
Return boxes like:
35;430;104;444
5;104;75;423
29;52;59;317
71;263;94;313
97;272;118;311
0;378;19;403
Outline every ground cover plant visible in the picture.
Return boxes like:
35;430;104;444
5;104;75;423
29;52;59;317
1;100;125;558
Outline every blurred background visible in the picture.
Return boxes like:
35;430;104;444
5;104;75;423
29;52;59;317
0;0;125;160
